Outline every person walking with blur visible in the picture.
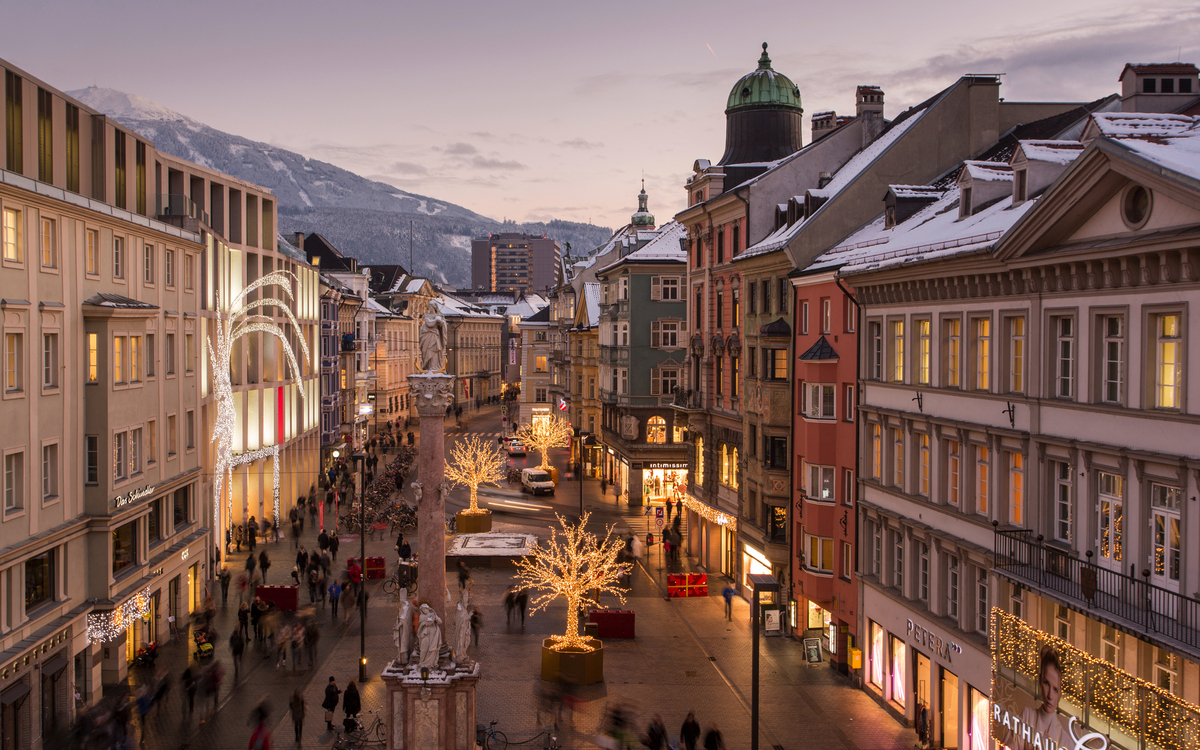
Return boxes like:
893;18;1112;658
722;584;735;621
289;690;306;745
703;723;724;750
342;681;361;732
680;712;701;750
230;629;245;682
322;678;340;732
328;579;342;620
248;702;272;750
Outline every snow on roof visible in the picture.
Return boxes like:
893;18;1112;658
582;283;601;327
811;184;1034;277
82;292;159;309
436;292;502;319
1090;112;1196;139
596;221;686;273
505;295;549;319
962;161;1013;182
740;109;928;259
1106;115;1200;181
364;297;393;315
812;110;836;118
888;185;945;199
1016;140;1086;165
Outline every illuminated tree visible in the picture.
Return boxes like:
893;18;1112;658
515;415;573;471
514;513;626;651
210;271;309;535
445;435;505;514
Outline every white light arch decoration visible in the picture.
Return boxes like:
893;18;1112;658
210;271;309;540
229;445;281;529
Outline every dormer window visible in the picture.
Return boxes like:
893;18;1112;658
1144;78;1157;93
960;186;973;219
1161;78;1175;93
1182;78;1194;94
885;206;897;229
1014;169;1028;204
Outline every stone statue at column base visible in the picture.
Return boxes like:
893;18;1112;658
394;590;413;666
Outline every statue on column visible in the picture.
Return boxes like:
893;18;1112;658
437;480;452;504
454;586;472;667
418;300;448;373
411;482;423;504
394;589;413;665
416;603;444;670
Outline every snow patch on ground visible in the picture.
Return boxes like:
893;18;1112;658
423;261;448;284
416;199;445;216
447;235;471;250
229;143;248;157
67;87;196;124
298;190;313;208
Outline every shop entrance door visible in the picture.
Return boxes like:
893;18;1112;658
915;651;930;712
941;667;960;749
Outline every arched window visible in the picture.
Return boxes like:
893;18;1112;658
647;416;666;444
720;444;730;484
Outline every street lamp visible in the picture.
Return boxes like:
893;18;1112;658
353;451;367;682
746;573;779;750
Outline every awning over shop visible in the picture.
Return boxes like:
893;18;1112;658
0;682;30;705
42;655;68;678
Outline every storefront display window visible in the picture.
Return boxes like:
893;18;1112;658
743;544;772;592
172;487;188;530
968;686;989;750
891;635;907;707
148;500;161;544
643;468;686;503
112;522;136;575
870;621;884;687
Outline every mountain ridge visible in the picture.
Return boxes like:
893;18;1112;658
69;87;613;286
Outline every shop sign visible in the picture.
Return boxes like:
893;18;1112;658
0;629;70;679
905;618;962;661
647;462;688;469
181;548;190;562
113;485;155;508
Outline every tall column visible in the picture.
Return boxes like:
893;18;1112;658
409;374;455;624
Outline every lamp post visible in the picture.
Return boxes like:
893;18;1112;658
746;573;779;750
353;451;367;682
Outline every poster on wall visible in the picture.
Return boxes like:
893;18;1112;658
803;637;822;664
764;610;781;635
992;646;1104;750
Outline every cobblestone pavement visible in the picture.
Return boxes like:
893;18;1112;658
104;403;915;750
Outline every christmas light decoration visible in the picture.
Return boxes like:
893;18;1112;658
990;608;1200;748
514;415;573;471
681;494;737;532
229;445;281;527
514;512;626;652
444;435;505;514
86;587;151;643
210;272;310;538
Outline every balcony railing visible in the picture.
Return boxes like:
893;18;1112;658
994;528;1200;654
599;347;628;365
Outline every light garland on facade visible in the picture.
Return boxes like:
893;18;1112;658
86;587;152;643
514;513;626;652
229;446;282;528
682;494;737;532
990;608;1200;748
444;435;505;514
210;272;310;538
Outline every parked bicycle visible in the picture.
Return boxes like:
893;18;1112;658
478;719;507;750
333;709;386;750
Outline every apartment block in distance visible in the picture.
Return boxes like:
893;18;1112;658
471;232;562;294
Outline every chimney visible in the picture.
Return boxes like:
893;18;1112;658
1119;62;1199;112
811;111;838;143
857;85;885;148
818;172;833;188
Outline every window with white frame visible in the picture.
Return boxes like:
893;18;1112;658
890;320;905;382
822;299;832;334
916;319;930;385
808;464;834;501
803;383;835;420
871;522;882;576
1055;603;1070;641
166;333;175;375
868;321;882;380
113;432;127;481
1054;315;1074;398
944;318;961;387
1154;312;1182;409
42;443;58;502
129;335;141;382
1155;648;1178;693
845;297;857;333
5;332;23;392
842;542;852;580
976;445;990;515
1151;484;1181;588
2;208;22;263
40;217;56;268
800;301;809;335
976;568;989;634
807;533;834;573
1053;461;1072;542
186;410;194;450
975;318;991;390
1098;472;1123;566
1007;316;1025;393
1102;624;1122;666
844;385;855;422
165;249;174;287
660;276;678;300
918;434;930;497
660;321;679;348
113;236;124;279
892;530;905;592
918;542;929;602
947;556;960;619
1009;452;1024;526
870;424;881;480
843;468;854;506
1100;314;1123;404
5;451;24;512
185;254;194;290
948;440;960;506
86;229;99;275
42;332;58;388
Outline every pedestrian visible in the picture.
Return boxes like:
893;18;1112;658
251;598;265;640
230;629;245;682
247;516;259;551
245;553;257;575
259;550;271;584
514;588;528;626
317;529;329;552
702;723;724;750
665;496;673;519
601;477;608;495
289;689;306;745
305;621;320;667
504;587;517;625
470;606;482;645
237;601;250;639
457;560;470;590
645;715;667;750
329;534;340;562
394;534;404;560
722;583;736;621
296;547;309;572
680;712;701;750
309;498;318;529
290;520;301;549
219;567;232;605
342;681;360;732
308;566;320;603
322;678;340;732
399;540;411;560
249;702;272;750
328;580;342;619
205;662;224;720
290;625;304;671
181;666;196;717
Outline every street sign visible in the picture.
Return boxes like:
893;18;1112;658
655;507;664;520
655;517;664;529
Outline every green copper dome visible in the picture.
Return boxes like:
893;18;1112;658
725;43;802;114
631;181;655;227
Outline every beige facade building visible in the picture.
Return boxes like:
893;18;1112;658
439;293;503;408
517;306;554;428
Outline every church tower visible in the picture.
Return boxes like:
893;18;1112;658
718;43;804;166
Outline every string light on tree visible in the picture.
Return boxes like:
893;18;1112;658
514;415;573;471
209;271;309;537
513;512;626;652
444;435;505;515
86;587;151;643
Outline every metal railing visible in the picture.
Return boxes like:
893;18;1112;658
598;348;628;365
994;529;1200;653
156;194;209;225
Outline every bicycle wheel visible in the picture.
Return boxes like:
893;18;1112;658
375;721;386;742
486;730;507;749
383;579;397;596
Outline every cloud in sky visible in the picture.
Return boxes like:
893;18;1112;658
471;156;526;170
442;142;478;156
388;161;428;175
559;138;605;150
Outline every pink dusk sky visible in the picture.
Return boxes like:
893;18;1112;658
3;0;1198;230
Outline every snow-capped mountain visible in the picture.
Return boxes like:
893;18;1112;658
69;87;612;286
